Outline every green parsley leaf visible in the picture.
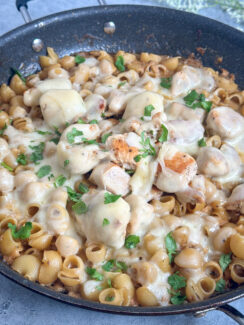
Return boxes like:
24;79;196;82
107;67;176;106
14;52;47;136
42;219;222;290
168;272;186;291
119;118;125;123
0;123;7;136
183;90;199;105
160;77;172;89
158;124;168;143
77;118;86;124
115;56;125;72
66;128;84;144
78;183;89;194
165;232;177;263
219;253;232;272
105;295;115;302
75;55;86;64
89;120;98;124
54;175;67;188
64;160;69;167
72;200;88;214
103;218;110;226
0;162;13;172
104;192;121;204
36;165;51;178
124;235;140;249
8;222;32;239
107;279;112;288
11;67;26;83
183;90;212;112
198;138;206;147
102;260;115;272
82;138;98;145
86;267;104;281
48;174;54;181
95;285;103;291
118;81;126;87
29;142;45;164
101;132;112;144
170;292;186;305
65;122;70;127
53;126;61;136
16;153;27;166
134;131;156;162
215;278;226;292
144;105;155;117
36;130;53;135
125;169;134;175
66;186;82;202
49;137;60;145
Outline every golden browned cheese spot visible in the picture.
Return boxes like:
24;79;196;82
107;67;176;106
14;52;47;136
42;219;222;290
164;152;195;174
111;138;139;165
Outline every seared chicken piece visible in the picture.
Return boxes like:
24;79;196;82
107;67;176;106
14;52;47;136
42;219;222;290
155;143;197;192
226;184;244;214
126;194;154;236
89;162;130;196
106;132;142;169
74;190;131;249
106;89;142;116
171;66;215;97
207;106;244;140
84;94;106;122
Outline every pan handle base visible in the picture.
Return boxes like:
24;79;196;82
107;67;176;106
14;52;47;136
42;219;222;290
217;304;244;325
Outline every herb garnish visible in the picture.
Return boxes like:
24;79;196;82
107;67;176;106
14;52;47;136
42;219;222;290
36;165;51;178
0;123;7;136
29;142;45;164
103;218;110;226
160;77;172;89
8;222;32;239
165;232;177;263
64;160;69;167
54;175;67;188
198;138;207;147
75;55;86;64
102;259;127;272
86;267;104;281
16;153;27;166
215;279;226;292
124;235;140;249
219;253;232;272
104;192;121;204
66;128;84;144
101;132;112;144
115;56;125;72
1;162;13;172
134;131;156;162
158;124;168;143
144;105;155;117
72;200;88;214
168;272;186;305
12;68;26;83
183;90;212;112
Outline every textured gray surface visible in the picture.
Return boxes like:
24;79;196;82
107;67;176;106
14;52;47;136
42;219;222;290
0;1;243;324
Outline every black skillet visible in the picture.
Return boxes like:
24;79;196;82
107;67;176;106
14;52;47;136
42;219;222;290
0;0;244;323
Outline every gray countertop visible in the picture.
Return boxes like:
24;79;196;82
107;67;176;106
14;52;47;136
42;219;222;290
0;1;243;324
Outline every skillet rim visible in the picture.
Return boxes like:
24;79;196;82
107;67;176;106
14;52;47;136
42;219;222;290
0;4;244;315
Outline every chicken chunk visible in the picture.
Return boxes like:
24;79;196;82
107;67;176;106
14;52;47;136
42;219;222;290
171;66;215;97
84;94;106;122
89;162;130;196
226;184;244;214
106;132;142;169
167;119;204;155
206;106;244;140
60;123;100;144
106;89;142;116
123;91;165;121
126;194;154;236
155;143;197;192
40;89;86;128
74;190;131;249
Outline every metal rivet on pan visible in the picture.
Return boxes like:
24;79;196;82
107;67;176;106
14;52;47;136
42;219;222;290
32;38;44;52
104;21;116;34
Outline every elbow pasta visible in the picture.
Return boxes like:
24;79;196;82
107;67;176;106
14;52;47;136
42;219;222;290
0;48;244;307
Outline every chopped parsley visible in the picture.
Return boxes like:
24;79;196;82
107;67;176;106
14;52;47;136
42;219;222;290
36;165;51;178
102;259;127;272
36;130;52;135
118;81;126;87
158;124;168;143
8;222;32;239
11;67;26;83
183;90;212;112
64;160;69;167
77;118;86;124
170;290;186;305
219;253;232;272
66;128;84;144
81;138;98;145
86;267;104;281
89;120;98;124
124;235;140;249
29;142;45;164
66;186;82;202
160;77;172;89
168;272;186;291
16;154;27;166
215;279;226;292
103;218;110;226
78;183;89;194
54;175;67;188
101;132;112;144
104;192;121;204
75;55;86;64
125;169;134;175
144;105;155;117
72;200;88;214
1;162;13;172
134;131;156;162
165;232;177;263
105;295;115;302
198;138;207;147
49;137;59;145
115;55;125;72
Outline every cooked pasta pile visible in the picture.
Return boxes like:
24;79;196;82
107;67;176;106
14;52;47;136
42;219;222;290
0;48;244;307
